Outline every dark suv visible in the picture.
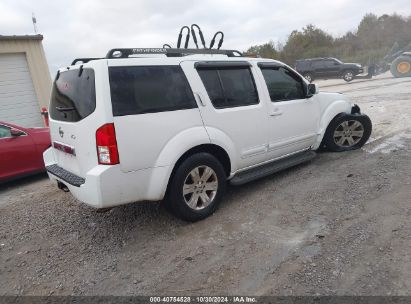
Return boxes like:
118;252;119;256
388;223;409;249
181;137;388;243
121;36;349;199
295;58;363;82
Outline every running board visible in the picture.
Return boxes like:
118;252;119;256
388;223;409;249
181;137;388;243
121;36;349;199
230;150;316;186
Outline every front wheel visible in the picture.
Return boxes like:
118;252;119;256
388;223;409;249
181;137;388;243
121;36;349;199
323;114;372;152
167;153;226;222
343;70;354;82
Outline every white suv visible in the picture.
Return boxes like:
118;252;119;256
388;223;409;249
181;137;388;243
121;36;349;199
43;48;372;221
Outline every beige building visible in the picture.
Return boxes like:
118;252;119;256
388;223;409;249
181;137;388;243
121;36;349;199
0;34;52;127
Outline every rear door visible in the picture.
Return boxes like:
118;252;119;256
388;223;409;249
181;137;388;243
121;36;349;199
312;60;328;77
181;61;269;170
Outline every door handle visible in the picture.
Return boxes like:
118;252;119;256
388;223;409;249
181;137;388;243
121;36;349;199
269;108;283;116
194;92;206;106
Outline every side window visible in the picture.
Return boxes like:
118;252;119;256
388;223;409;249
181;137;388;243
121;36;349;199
312;61;323;69
260;67;306;102
0;125;11;139
197;67;259;109
109;66;196;116
324;60;335;67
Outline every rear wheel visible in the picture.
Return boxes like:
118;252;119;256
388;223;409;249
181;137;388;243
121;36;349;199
323;114;372;152
343;70;354;82
390;56;411;78
167;153;226;222
303;72;314;83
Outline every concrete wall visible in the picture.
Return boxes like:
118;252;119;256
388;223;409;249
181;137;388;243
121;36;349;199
0;35;52;108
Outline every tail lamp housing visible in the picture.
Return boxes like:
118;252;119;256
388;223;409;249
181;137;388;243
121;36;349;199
96;123;119;165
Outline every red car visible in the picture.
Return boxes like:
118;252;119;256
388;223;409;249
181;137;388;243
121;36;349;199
0;122;51;182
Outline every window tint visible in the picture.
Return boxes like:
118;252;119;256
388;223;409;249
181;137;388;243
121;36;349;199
109;66;196;116
324;60;336;67
50;69;96;122
312;60;324;68
261;67;306;102
0;125;11;139
197;67;259;108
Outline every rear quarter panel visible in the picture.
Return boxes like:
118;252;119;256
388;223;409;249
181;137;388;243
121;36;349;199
114;108;208;172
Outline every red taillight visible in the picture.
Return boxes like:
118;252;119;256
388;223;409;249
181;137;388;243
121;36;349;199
96;123;119;165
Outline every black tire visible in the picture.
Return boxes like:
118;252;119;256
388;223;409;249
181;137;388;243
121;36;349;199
166;153;226;222
343;70;355;82
303;72;314;83
323;114;372;152
390;56;411;78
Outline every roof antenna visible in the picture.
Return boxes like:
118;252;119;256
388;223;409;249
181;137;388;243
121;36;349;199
191;24;206;49
177;26;190;49
210;31;224;49
32;13;38;34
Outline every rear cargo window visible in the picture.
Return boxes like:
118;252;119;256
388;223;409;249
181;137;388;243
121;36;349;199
50;69;96;122
109;66;196;116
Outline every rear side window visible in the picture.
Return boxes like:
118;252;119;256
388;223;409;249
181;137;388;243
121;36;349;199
50;69;96;122
109;66;196;116
312;60;324;69
197;68;259;109
261;67;305;102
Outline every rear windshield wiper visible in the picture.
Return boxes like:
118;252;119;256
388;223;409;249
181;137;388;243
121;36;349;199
56;106;75;112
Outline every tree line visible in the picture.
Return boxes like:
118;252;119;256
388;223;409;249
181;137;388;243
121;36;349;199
245;13;411;66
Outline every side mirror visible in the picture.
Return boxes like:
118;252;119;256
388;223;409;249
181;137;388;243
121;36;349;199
307;83;318;97
10;128;25;137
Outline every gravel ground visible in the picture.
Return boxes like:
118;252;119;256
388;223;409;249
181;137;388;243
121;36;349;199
0;75;410;296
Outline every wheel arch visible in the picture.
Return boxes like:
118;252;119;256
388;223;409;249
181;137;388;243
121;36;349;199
341;68;355;76
163;143;231;200
314;100;352;149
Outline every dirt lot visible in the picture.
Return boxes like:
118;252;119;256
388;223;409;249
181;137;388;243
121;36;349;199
1;75;410;296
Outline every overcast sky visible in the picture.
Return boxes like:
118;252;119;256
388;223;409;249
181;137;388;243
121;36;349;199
1;0;411;75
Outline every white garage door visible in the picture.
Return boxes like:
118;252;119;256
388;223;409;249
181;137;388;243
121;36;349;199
0;53;43;127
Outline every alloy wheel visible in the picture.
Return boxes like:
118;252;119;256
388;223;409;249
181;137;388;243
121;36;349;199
333;120;364;147
183;166;218;210
344;72;353;81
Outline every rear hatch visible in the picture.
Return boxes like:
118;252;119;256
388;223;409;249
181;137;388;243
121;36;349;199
48;67;99;177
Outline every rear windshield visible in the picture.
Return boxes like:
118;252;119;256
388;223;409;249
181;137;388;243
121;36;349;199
50;69;96;122
108;66;196;116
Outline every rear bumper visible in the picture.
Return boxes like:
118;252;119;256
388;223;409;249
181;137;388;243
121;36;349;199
43;148;171;208
46;164;85;187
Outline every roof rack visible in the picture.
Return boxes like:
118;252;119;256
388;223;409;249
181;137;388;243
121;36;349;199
105;48;243;58
71;58;102;65
71;48;243;66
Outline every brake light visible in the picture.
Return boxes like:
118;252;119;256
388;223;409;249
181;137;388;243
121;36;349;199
96;123;119;165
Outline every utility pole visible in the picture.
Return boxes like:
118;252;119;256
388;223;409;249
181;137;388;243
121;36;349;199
32;13;38;34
